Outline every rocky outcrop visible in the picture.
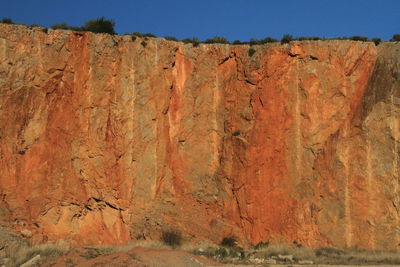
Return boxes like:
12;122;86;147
0;24;398;249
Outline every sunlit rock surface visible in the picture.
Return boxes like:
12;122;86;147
0;24;399;249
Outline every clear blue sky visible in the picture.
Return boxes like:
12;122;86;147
1;0;399;41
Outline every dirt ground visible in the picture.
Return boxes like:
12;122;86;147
41;246;400;267
41;246;223;267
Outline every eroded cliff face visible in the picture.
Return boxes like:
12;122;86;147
0;24;399;249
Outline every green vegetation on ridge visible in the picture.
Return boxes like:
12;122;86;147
1;16;400;46
51;17;115;34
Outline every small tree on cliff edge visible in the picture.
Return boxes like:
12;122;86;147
1;18;13;24
391;34;400;42
281;34;293;44
83;17;115;34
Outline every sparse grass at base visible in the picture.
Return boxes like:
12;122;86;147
314;247;400;265
192;243;400;265
5;238;400;266
82;240;174;256
256;243;315;260
5;243;66;267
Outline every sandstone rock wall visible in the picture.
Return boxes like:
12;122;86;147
0;24;399;249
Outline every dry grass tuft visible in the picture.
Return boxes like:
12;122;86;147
5;243;66;267
253;243;316;261
83;240;172;256
314;247;400;265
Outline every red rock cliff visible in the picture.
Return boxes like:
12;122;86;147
0;24;399;249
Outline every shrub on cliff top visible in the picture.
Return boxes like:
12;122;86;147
281;34;293;44
260;37;278;43
350;36;368;42
249;38;259;46
82;17;115;34
297;36;321;41
204;36;229;44
391;34;400;41
52;18;116;34
1;18;14;24
131;32;143;37
143;33;157;38
182;37;200;47
249;37;278;45
164;36;179;41
51;23;69;30
51;23;87;32
371;38;381;46
232;40;243;45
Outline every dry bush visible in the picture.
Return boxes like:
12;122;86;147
161;230;182;248
220;236;237;248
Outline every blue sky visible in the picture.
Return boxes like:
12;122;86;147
1;0;399;41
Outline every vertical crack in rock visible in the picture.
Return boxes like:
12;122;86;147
295;57;302;182
390;85;399;244
343;141;352;247
365;138;375;247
